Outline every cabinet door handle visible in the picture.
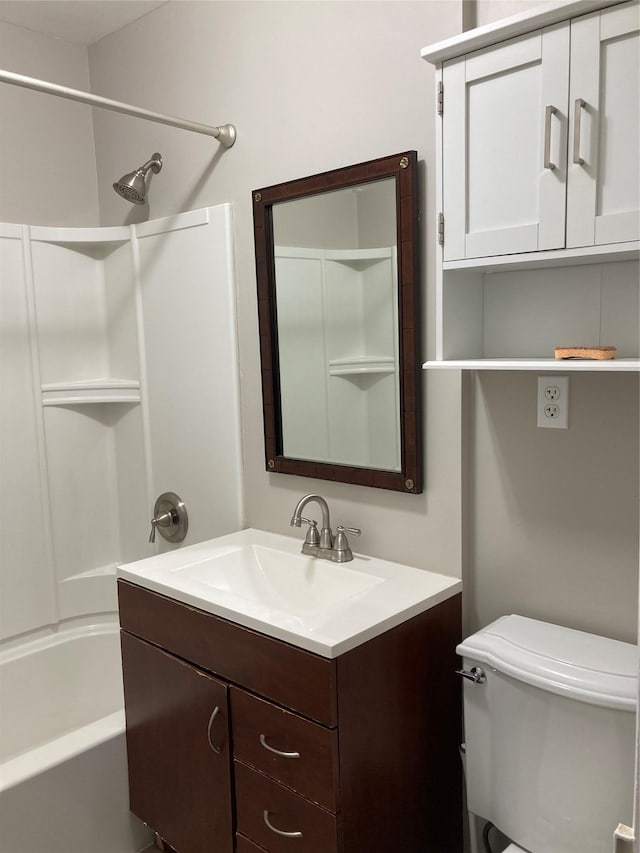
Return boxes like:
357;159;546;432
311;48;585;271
263;810;303;838
573;98;586;165
259;733;301;759
543;105;557;170
207;706;222;754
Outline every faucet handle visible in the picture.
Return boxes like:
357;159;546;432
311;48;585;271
299;517;320;547
336;526;361;537
332;526;361;562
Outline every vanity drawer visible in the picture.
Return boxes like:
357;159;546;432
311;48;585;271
118;580;337;725
231;687;338;811
236;835;268;852
234;761;338;853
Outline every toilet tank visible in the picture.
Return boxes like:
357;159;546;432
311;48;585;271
459;616;637;853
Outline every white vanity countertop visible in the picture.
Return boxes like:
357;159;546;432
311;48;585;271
117;528;462;658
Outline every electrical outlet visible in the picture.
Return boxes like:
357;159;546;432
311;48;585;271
544;385;560;401
537;376;569;429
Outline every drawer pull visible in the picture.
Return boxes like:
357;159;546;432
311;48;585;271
263;810;303;838
207;706;222;754
259;733;301;759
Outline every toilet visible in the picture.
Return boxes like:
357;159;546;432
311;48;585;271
458;615;637;853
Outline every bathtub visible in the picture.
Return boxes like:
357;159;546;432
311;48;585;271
0;622;152;853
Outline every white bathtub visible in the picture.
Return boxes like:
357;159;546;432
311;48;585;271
0;622;152;853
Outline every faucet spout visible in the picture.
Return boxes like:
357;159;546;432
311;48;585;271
290;494;333;550
291;493;330;529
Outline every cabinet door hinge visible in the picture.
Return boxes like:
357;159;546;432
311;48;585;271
438;212;445;245
437;81;444;116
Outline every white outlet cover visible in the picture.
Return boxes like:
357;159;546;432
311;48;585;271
537;376;569;429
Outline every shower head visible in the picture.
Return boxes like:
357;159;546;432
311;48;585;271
113;153;163;204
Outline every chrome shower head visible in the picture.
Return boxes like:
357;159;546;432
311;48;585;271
113;153;163;204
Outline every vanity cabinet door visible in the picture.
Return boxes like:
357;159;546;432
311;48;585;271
567;0;640;248
120;631;233;853
442;23;570;260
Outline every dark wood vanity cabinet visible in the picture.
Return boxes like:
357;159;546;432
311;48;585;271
118;580;462;853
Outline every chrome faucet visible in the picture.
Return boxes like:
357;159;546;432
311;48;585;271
290;494;360;562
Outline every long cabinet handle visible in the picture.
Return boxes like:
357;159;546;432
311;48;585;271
207;706;222;754
543;105;557;170
573;98;586;165
263;810;303;838
259;733;301;759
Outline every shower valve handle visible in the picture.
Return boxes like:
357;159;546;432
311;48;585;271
149;510;173;543
148;492;189;544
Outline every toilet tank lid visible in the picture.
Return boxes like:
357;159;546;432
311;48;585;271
457;615;637;711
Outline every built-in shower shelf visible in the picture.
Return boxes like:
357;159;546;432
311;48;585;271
30;224;131;247
329;356;395;376
41;379;141;406
324;247;393;269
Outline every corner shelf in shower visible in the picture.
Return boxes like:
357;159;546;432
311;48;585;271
41;379;141;406
329;356;396;377
29;224;131;247
324;247;394;269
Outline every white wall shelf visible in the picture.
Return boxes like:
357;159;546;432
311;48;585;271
423;358;640;371
442;242;640;273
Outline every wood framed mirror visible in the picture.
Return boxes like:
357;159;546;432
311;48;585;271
252;151;421;493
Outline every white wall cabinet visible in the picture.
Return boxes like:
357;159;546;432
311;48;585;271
567;1;640;248
442;23;570;260
442;0;639;261
423;0;640;371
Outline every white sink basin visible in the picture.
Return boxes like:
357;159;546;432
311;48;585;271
172;544;384;615
118;528;462;657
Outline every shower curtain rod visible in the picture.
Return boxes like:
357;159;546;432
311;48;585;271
0;68;236;147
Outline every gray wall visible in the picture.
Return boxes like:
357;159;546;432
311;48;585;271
0;0;636;644
89;0;466;583
0;21;98;225
465;0;639;643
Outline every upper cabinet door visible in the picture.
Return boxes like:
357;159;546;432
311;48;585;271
567;0;640;248
442;23;570;261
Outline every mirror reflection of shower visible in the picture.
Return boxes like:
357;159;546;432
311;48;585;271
113;153;163;204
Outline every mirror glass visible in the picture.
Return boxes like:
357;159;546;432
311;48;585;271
253;152;421;493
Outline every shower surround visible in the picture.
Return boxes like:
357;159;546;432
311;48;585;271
0;204;244;850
